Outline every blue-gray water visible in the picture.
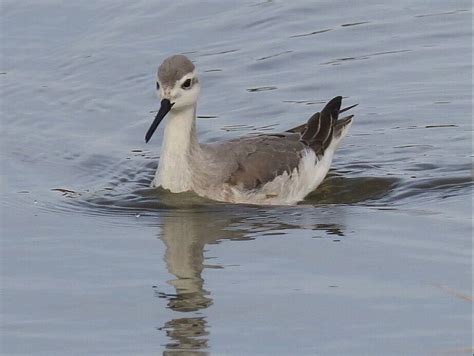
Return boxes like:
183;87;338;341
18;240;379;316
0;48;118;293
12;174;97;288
1;1;472;355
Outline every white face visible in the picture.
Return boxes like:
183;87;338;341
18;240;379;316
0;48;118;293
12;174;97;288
157;70;200;112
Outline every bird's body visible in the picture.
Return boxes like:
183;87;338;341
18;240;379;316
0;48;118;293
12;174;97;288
145;55;356;205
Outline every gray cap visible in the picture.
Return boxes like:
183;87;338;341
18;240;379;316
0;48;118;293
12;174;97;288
158;55;195;88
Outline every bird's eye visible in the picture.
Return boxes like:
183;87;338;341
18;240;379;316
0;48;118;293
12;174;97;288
181;79;192;89
156;82;160;90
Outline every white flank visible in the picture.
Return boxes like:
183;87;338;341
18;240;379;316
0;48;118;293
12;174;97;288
228;142;335;205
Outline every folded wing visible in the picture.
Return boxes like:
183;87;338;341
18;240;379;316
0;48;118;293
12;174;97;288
221;96;356;189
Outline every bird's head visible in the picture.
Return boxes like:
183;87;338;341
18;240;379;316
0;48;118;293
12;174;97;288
145;55;200;143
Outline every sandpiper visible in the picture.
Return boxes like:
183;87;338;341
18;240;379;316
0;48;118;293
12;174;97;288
145;54;356;205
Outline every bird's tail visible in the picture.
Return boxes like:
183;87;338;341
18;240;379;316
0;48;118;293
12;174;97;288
295;96;356;155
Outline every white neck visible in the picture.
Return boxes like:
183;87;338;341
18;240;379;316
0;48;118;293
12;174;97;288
154;105;199;192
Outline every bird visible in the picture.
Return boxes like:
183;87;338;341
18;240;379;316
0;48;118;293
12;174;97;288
145;54;356;205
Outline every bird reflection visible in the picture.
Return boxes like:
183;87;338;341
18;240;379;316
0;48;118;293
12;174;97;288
160;317;209;355
156;204;347;355
157;208;248;355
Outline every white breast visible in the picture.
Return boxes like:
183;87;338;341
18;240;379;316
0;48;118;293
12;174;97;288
151;107;199;192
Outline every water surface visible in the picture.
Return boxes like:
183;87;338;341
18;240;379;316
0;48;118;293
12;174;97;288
1;1;472;355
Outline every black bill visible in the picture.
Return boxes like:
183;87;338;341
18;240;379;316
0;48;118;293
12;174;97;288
145;99;174;143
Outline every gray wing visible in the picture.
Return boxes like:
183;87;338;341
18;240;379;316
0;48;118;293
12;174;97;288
221;133;306;189
213;96;356;190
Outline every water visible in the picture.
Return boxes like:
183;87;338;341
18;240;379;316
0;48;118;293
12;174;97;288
1;1;472;354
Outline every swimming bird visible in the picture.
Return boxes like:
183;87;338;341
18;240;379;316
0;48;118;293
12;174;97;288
145;54;356;205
